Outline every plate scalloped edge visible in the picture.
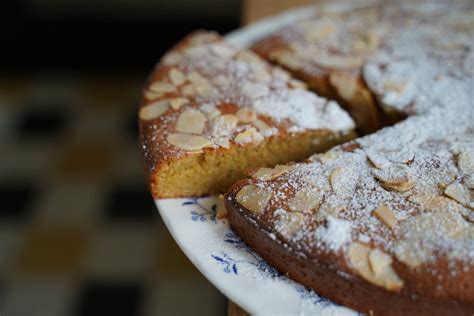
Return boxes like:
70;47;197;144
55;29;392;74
155;5;358;315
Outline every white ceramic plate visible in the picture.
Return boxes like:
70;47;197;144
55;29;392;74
155;6;358;315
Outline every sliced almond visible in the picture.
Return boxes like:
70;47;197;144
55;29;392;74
368;249;404;291
139;100;169;120
195;83;217;98
253;119;273;136
162;52;183;66
329;167;351;197
213;136;230;149
457;149;474;174
144;90;163;101
181;83;196;96
444;181;474;209
167;133;212;151
270;49;302;70
169;97;188;110
254;68;272;83
372;164;415;192
367;151;390;169
210;114;238;136
235;184;272;214
372;204;398;229
288;79;306;89
210;43;234;58
348;243;403;291
276;212;304;237
288;188;322;213
149;81;175;94
234;128;264;145
242;82;269;99
235;108;257;123
176;109;207;134
252;165;292;181
316;151;340;164
304;22;335;42
314;55;363;70
169;68;186;86
329;72;357;100
187;72;209;85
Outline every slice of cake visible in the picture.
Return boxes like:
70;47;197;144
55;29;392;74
140;31;355;198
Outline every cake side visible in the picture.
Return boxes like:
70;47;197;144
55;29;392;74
139;31;355;198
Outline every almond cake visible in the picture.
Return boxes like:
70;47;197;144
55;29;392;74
225;0;474;314
140;0;474;314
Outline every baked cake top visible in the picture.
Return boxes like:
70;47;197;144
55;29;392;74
227;0;473;302
139;32;354;172
251;0;474;115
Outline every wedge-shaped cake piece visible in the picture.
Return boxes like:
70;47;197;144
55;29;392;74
140;31;355;197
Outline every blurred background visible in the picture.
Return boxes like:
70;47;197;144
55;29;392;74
0;0;312;315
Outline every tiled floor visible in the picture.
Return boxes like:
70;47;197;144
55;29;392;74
0;74;227;316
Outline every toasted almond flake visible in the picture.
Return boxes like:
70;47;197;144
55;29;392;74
195;83;217;98
329;167;345;196
149;81;175;94
144;90;162;101
315;55;363;70
368;249;404;291
213;136;230;149
210;114;238;136
234;128;264;145
139;100;169;120
288;79;306;89
254;68;272;82
444;181;474;209
252;165;293;181
457;149;474;174
169;68;186;86
372;204;398;229
304;22;335;42
318;202;346;218
277;212;304;237
242;82;270;99
270;49;302;70
394;240;427;268
235;108;257;123
181;84;195;96
235;184;272;214
288;188;322;213
329;72;357;100
316;151;340;164
176;109;207;134
210;43;234;58
252;119;274;136
169;97;188;110
372;164;415;192
162;52;182;66
187;72;209;85
367;151;391;169
166;133;212;151
348;243;403;291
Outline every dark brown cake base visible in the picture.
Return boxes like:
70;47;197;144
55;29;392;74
224;191;474;316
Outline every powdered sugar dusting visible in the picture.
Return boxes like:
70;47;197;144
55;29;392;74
231;0;474;295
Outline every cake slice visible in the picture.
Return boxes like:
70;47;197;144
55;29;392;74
140;31;355;198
